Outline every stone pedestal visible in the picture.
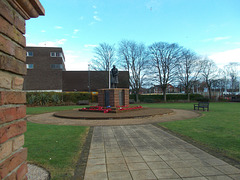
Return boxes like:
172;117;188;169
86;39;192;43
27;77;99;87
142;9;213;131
98;88;129;107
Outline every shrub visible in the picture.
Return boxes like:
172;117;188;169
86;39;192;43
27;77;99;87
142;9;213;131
130;93;204;102
26;92;92;106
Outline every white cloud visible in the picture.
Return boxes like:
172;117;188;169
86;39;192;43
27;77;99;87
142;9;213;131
27;39;67;47
57;39;67;45
71;36;79;39
202;36;231;42
64;51;91;70
214;36;231;41
94;11;98;14
209;48;240;68
93;5;97;9
55;26;63;29
89;22;96;26
73;29;79;34
79;16;84;20
93;15;101;21
41;30;46;33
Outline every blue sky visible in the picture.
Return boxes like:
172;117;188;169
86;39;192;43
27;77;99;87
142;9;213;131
26;0;240;70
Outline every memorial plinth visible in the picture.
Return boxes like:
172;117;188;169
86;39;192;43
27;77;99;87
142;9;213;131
98;88;129;107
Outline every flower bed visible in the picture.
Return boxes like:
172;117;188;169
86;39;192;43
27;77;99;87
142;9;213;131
79;105;143;113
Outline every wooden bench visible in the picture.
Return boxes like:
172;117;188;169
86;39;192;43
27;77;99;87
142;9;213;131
77;100;89;105
194;102;209;111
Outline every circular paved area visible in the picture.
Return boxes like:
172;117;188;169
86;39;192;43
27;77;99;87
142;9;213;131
54;108;173;119
27;109;201;126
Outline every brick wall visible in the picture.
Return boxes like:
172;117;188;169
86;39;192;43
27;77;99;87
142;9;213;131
0;0;44;179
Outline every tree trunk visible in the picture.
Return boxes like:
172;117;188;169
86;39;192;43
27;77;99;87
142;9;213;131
163;88;167;102
136;93;140;103
187;93;190;102
208;86;212;100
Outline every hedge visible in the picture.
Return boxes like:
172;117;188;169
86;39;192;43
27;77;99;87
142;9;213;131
26;92;98;106
129;94;205;103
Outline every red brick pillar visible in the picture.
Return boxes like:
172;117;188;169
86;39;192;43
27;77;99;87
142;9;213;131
123;89;129;106
0;0;44;179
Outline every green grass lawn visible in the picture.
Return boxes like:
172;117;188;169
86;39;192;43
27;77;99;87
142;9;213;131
25;102;240;179
26;105;83;115
25;106;89;179
140;102;240;162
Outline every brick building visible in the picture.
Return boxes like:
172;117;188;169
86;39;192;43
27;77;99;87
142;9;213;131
62;71;129;92
0;0;44;179
24;46;66;91
23;47;129;91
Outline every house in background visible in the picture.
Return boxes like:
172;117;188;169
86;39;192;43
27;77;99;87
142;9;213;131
23;47;129;91
24;47;66;91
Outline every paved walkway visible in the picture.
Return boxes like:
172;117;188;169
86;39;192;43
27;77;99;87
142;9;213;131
27;109;200;126
84;125;240;180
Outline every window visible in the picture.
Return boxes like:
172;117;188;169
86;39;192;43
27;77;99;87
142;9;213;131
51;64;63;69
50;51;65;61
50;52;62;57
26;64;34;69
27;51;33;57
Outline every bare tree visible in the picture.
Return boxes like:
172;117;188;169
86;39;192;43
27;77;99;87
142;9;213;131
224;62;240;93
118;40;149;102
149;42;183;102
91;43;116;71
201;58;218;99
176;49;203;101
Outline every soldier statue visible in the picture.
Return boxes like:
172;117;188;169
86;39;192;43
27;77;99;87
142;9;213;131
111;65;119;88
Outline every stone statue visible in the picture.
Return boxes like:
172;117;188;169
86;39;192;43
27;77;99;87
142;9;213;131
111;65;119;88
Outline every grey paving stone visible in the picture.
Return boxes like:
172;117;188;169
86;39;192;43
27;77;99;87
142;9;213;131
146;161;170;170
206;175;233;180
160;153;180;161
182;177;208;180
184;159;210;167
85;125;240;180
124;156;145;163
89;148;105;154
138;150;158;156
84;172;108;180
87;158;105;166
122;151;140;157
203;158;228;166
127;162;150;171
106;152;123;158
142;155;163;162
85;164;107;174
229;174;240;180
173;167;202;178
152;168;180;179
88;152;105;159
107;163;128;172
108;171;132;180
107;157;126;164
154;149;171;155
105;148;121;153
195;166;223;176
166;160;192;168
130;170;157;180
214;164;240;174
135;146;152;151
176;152;198;160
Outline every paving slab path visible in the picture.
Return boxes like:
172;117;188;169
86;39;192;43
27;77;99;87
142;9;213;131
84;125;240;180
27;109;240;179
